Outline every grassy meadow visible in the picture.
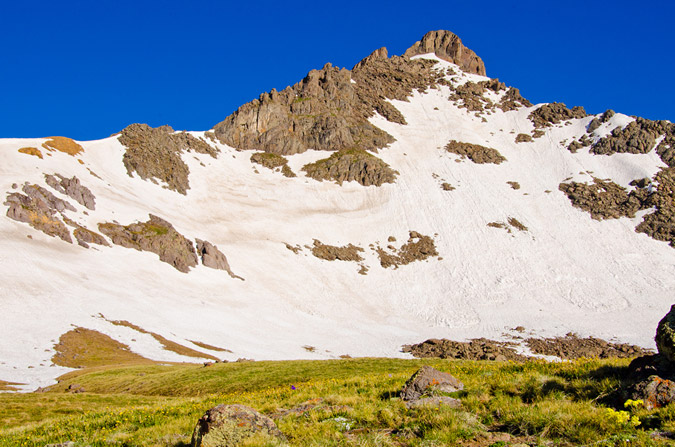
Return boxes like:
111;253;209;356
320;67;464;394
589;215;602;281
1;357;674;446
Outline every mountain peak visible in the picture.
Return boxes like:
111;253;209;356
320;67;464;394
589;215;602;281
403;30;486;76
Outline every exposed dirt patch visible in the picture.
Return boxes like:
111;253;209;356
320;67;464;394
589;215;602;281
444;140;506;164
118;124;218;194
18;147;42;158
402;338;526;361
528;103;587;130
302;149;397;186
525;334;651;360
98;214;198;272
189;340;233;353
52;327;152;368
559;177;649;220
42;137;84;156
0;380;23;391
105;318;219;361
375;231;438;268
250;152;296;177
311;239;364;262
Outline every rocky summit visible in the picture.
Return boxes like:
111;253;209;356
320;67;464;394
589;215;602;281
1;30;674;391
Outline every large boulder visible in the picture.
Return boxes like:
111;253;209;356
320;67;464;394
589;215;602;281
400;365;463;402
656;304;675;363
191;404;284;447
627;375;675;410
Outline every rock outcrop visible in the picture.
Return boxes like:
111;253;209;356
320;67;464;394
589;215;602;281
118;124;218;194
444;140;506;164
302;149;397;186
191;404;284;447
4;184;74;243
558;178;650;220
656;305;675;363
99;214;198;273
447;79;530;115
528;103;587;129
399;366;464;409
375;231;438;268
45;174;96;210
403;338;524;361
403;30;486;76
195;239;243;280
311;239;364;262
250;152;296;177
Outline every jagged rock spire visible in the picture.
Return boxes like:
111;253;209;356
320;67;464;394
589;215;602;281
404;30;486;76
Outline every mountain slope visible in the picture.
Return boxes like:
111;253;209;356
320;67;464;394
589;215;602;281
1;31;674;391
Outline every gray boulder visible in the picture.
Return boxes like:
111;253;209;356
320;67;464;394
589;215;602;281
400;365;463;401
191;404;283;447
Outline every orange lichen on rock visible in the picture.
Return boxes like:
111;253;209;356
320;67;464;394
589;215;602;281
42;136;84;156
18;147;43;159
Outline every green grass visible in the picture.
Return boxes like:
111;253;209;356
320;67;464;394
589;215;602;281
1;358;674;446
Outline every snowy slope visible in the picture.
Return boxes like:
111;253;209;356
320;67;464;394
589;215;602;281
1;55;673;391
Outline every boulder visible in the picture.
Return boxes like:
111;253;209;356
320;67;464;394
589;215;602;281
195;239;243;280
627;375;675;410
191;404;283;447
400;365;463;401
656;305;675;363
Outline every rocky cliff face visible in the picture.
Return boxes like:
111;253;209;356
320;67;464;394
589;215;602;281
403;30;486;76
212;31;476;156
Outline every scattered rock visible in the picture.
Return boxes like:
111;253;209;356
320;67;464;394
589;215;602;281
528;103;587;129
444;140;506;164
567;134;591;153
506;181;520;190
515;133;533;143
195;239;243;280
403;338;524;361
375;231;438;268
656;304;675;363
302;149;398;186
64;218;109;248
525;334;650;360
403;30;486;75
99;214;198;273
441;182;455;191
590;117;675;166
45;173;96;210
191;404;284;447
250;152;296;177
400;365;464;402
559;177;650;220
66;383;85;393
118;123;218;194
311;239;364;262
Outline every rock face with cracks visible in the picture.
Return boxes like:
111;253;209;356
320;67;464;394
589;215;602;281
4;184;74;243
403;30;486;75
45;173;96;210
191;404;284;447
99;214;198;273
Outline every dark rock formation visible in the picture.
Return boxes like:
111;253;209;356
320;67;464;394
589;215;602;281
528;103;587;129
400;365;464;402
375;231;438;268
45;174;96;210
515;133;533;143
656;305;675;363
403;30;486;75
403;338;524;361
250;152;296;177
99;214;198;273
447;79;530;115
558;178;650;220
302;149;397;186
311;239;364;262
444;140;506;164
567;134;591;153
191;404;284;447
118;124;218;195
195;239;243;280
586;109;615;134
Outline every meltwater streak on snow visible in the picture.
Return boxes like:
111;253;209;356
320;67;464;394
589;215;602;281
1;57;674;390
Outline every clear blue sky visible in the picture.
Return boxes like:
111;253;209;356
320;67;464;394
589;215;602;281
1;0;673;140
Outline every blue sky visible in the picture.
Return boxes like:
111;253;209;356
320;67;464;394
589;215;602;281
1;0;673;140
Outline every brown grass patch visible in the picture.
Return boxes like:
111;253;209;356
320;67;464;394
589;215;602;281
0;380;23;391
18;147;43;159
52;327;152;368
42;137;84;156
189;340;233;353
107;319;219;361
